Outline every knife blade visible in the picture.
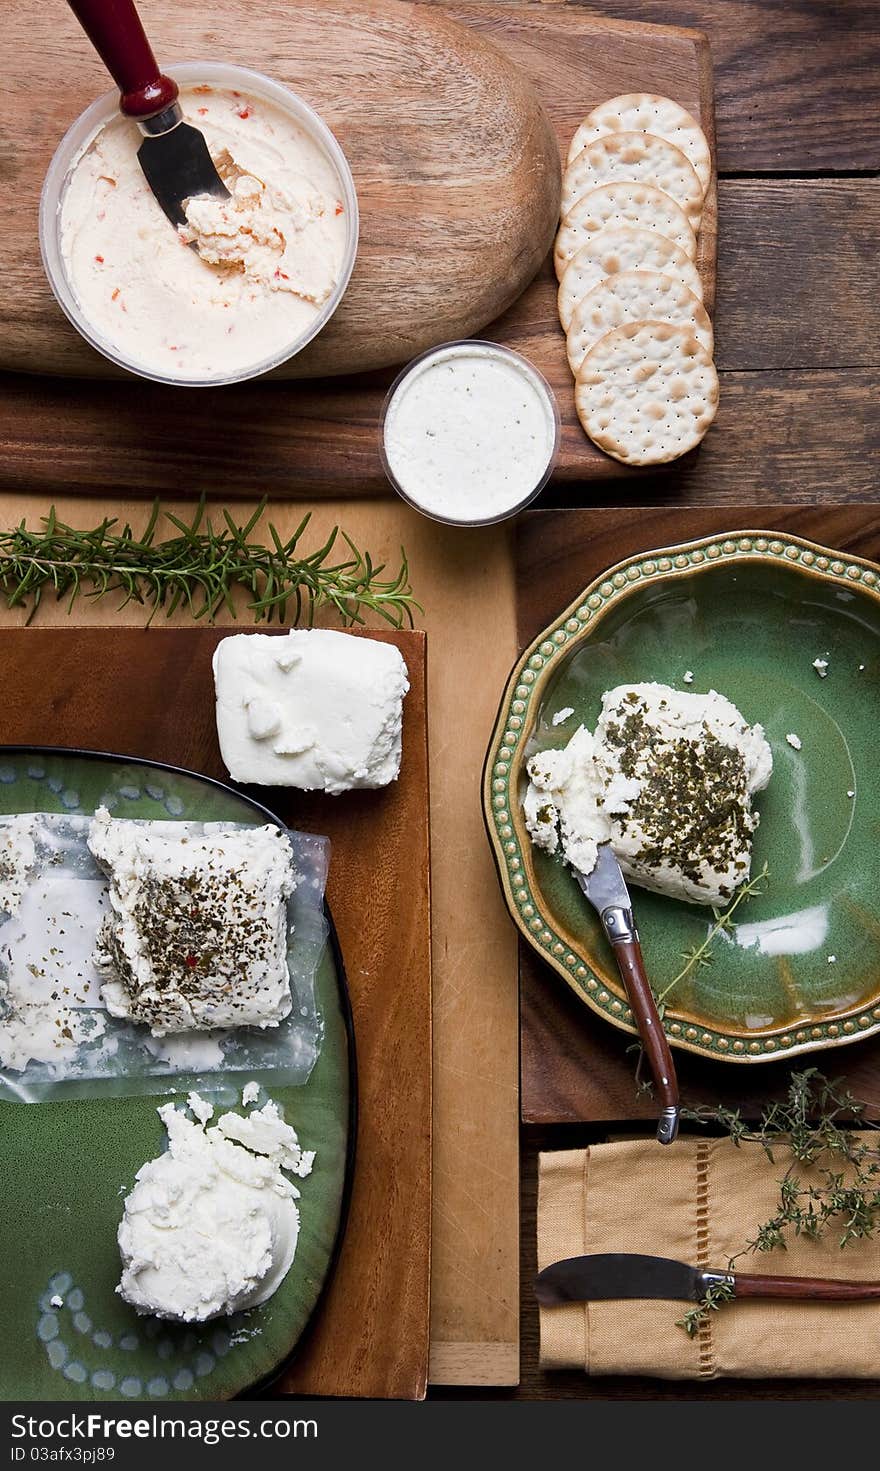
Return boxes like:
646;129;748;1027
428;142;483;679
67;0;230;231
576;844;680;1145
535;1253;880;1305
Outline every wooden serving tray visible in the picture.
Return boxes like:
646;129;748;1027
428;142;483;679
0;625;432;1400
0;1;716;493
517;506;880;1126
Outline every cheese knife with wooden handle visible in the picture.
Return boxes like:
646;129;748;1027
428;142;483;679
65;0;230;230
575;841;680;1145
535;1253;880;1306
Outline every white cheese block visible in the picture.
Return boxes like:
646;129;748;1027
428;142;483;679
213;630;410;793
88;809;296;1035
525;682;772;906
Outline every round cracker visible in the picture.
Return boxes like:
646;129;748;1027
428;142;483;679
554;183;697;279
567;93;712;197
575;321;718;465
562;132;703;230
566;270;713;374
557;227;703;330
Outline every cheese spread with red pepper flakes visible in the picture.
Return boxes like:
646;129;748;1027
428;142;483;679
88;809;297;1035
59;84;347;380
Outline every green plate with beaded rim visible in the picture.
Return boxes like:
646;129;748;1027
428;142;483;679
484;530;880;1065
0;747;354;1402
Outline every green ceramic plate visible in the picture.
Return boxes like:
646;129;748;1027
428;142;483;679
484;531;880;1064
0;748;354;1401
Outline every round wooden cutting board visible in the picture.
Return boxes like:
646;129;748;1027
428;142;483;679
3;0;561;380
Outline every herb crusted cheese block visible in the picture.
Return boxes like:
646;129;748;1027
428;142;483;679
525;683;772;906
88;809;297;1035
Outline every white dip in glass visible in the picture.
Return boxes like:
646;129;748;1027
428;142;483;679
381;341;559;525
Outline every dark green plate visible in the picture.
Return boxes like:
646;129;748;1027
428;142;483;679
484;531;880;1063
0;749;354;1401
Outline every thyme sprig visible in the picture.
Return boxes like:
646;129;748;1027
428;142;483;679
0;500;421;629
628;865;770;1095
657;861;770;1006
678;1069;880;1336
677;1279;736;1338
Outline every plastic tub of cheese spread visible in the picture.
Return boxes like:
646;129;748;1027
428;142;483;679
380;341;560;526
39;62;359;387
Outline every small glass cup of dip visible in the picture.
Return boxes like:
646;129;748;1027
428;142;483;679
39;61;359;388
379;340;560;526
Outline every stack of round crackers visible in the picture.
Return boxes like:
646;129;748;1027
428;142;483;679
555;94;718;465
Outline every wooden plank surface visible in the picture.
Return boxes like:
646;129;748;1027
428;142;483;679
713;181;880;371
516;505;880;1127
532;0;880;174
7;172;880;498
0;621;431;1400
1;0;560;380
0;492;521;1389
0;0;715;489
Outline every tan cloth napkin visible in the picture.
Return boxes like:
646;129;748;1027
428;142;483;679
538;1137;880;1379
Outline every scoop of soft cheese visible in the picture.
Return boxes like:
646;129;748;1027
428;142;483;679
525;683;772;906
88;810;296;1034
182;165;336;306
213;630;410;793
117;1095;313;1322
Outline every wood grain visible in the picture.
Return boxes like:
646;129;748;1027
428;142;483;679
0;0;715;488
714;181;880;371
512;0;880;174
0;0;560;379
0;622;432;1400
0;492;522;1390
3;359;877;503
8;165;875;499
516;505;880;1126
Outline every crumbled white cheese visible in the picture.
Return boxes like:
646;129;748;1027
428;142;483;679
683;671;694;684
0;816;37;917
552;707;575;726
524;683;772;907
88;809;296;1035
847;790;855;799
213;630;410;793
0;1002;105;1073
187;1091;214;1125
117;1095;313;1322
859;664;866;672
242;1080;260;1107
49;1295;64;1308
828;955;837;964
786;733;802;750
813;658;829;678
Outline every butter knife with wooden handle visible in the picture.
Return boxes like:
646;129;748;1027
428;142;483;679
575;842;680;1145
536;1253;880;1305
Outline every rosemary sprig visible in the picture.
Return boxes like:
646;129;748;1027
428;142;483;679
0;500;421;629
679;1069;880;1336
656;861;770;1006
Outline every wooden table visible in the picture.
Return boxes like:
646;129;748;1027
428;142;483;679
460;0;880;1403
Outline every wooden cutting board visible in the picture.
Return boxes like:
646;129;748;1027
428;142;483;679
1;0;559;380
0;1;716;492
0;623;433;1400
516;506;880;1126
